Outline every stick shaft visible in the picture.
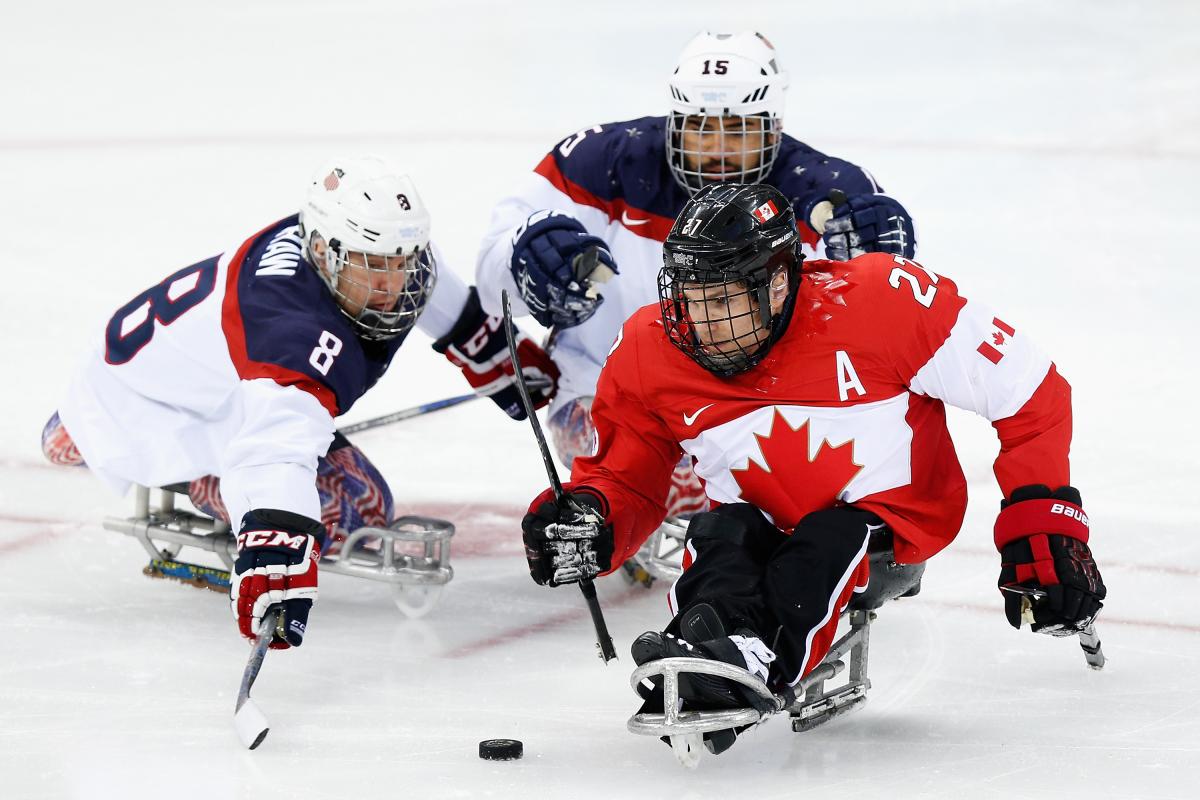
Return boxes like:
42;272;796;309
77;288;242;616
500;295;563;498
501;291;616;663
337;376;554;436
1078;623;1106;669
337;393;480;435
237;607;282;711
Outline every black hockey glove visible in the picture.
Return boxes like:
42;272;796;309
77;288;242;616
510;210;618;328
994;485;1106;636
522;488;614;587
231;509;322;649
814;191;916;260
433;287;558;420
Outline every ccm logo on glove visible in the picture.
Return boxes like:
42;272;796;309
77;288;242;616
237;529;312;550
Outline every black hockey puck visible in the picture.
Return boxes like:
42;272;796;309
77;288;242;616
478;738;523;760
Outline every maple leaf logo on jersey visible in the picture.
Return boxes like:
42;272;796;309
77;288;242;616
730;410;863;531
992;332;1006;346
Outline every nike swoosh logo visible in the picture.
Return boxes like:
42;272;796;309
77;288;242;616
683;403;714;426
621;210;649;226
866;523;887;534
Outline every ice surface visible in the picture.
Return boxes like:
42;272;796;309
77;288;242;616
1;1;1198;797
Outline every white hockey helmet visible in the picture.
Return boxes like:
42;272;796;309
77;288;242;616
299;155;437;341
666;31;789;195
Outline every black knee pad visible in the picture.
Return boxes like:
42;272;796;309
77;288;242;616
686;503;786;561
762;506;877;596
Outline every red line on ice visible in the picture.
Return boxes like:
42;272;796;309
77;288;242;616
0;515;80;555
919;599;1200;635
442;585;647;659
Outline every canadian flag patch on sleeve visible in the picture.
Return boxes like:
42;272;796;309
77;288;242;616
977;317;1016;364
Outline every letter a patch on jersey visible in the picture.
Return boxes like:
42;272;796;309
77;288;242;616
977;317;1016;364
836;350;866;401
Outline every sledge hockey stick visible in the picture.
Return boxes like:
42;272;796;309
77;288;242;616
337;380;554;436
233;606;284;750
336;393;481;435
501;290;618;663
1001;585;1106;670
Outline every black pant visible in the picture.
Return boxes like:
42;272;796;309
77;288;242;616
668;503;877;687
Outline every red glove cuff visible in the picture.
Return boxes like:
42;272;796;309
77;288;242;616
527;486;556;514
994;498;1089;550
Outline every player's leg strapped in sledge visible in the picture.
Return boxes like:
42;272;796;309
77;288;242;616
187;432;394;554
53;416;456;616
627;504;925;765
41;412;84;467
549;397;707;587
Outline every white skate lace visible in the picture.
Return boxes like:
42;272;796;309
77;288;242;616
728;635;776;683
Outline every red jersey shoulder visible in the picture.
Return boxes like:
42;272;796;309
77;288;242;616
602;303;698;393
800;255;963;335
793;254;968;385
606;304;663;372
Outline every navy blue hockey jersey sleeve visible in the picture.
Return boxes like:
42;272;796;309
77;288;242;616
220;216;403;417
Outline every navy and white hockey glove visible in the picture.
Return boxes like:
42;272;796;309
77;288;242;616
433;287;558;421
510;211;618;328
814;191;916;260
994;485;1106;636
231;509;322;649
522;488;614;587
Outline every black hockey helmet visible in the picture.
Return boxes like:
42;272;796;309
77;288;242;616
658;183;802;377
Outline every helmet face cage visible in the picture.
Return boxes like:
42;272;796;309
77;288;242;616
658;269;767;376
658;181;801;376
318;240;437;342
666;112;783;196
658;247;793;377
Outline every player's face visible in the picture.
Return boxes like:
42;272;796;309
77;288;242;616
678;272;790;363
679;115;774;183
681;282;765;356
332;251;419;316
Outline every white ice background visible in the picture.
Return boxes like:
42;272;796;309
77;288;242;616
1;1;1198;798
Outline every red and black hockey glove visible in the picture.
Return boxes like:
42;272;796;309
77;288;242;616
433;287;558;421
230;509;322;649
522;487;613;587
994;485;1105;636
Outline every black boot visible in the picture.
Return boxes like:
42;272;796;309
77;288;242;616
631;604;777;754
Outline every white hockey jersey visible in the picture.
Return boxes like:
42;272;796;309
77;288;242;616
59;215;468;526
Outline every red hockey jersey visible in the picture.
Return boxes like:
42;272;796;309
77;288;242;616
568;253;1072;569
